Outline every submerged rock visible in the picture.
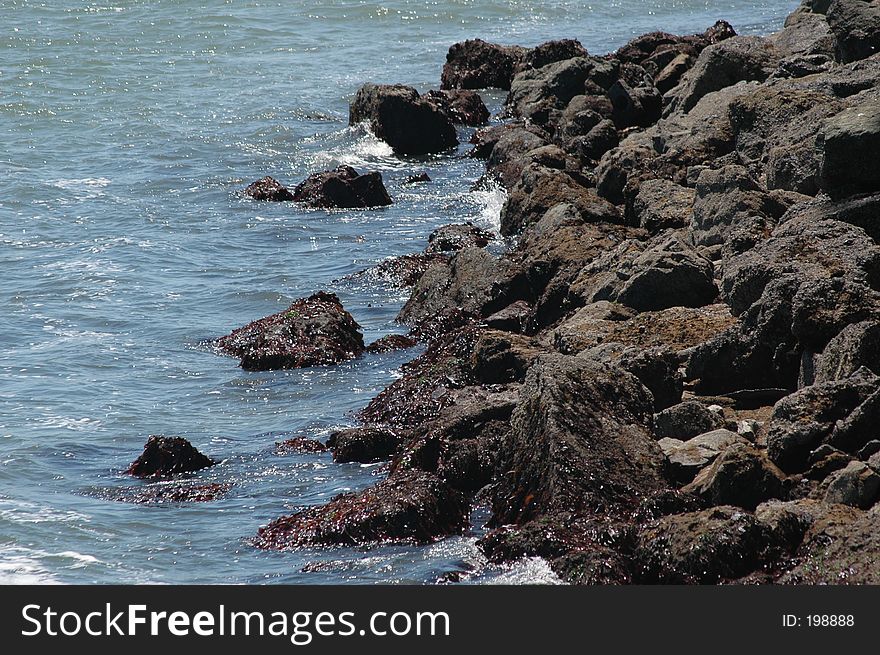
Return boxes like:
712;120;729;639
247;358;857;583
253;470;468;548
104;482;230;504
426;223;494;253
215;291;365;371
243;176;295;201
127;436;216;479
365;334;419;354
292;165;392;209
274;438;328;455
349;83;458;155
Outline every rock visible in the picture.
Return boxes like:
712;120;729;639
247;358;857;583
506;57;610;125
364;253;447;288
491;354;665;524
684;442;787;508
654;53;693;93
524;39;589;69
397;248;497;329
571;232;718;312
568;119;619;163
468;331;543;384
424;89;490;126
215;291;365;371
820;103;880;196
499;164;622;236
815;321;880;383
823;460;880;507
365;334;419;354
770;9;835;58
826;0;880;63
860;440;880;459
292;165;392;209
609;79;662;129
779;503;880;583
484;301;531;333
825;386;880;453
349;83;458;155
767;368;880;472
327;427;402;464
628;178;695;233
243;176;294;201
404;172;431;184
126;436;216;479
653;400;727;440
441;39;528;90
274;438;328;455
667;36;780;113
634;506;781;583
663;429;748;483
253;470;468;549
484;127;550;188
426;223;494;254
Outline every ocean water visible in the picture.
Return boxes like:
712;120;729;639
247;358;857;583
0;0;798;584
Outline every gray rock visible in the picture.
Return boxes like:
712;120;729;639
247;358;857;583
664;428;748;483
820;103;880;196
653;400;726;440
823;460;880;508
826;0;880;63
629;178;695;233
506;57;606;125
684;442;787;509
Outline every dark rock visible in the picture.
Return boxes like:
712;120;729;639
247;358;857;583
274;438;328;455
327;427;402;464
609;79;662;129
667;36;780;114
484;127;550;188
860;439;880;459
661;429;748;483
820;103;880;196
441;39;528;90
568;119;619;163
683;443;787;509
823;460;880;507
825;386;880;453
127;436;216;479
424;89;490;126
653;400;726;440
468;331;543;385
628;179;695;233
366;253;447;288
499;165;623;236
253;470;468;549
826;0;880;63
610;346;684;412
654;53;693;93
404;172;431;184
484;301;532;333
816;321;880;382
506;57;609;125
470;122;547;161
365;334;419;354
349;83;458;155
215;292;364;371
426;223;494;254
292;165;392;209
491;354;665;524
767;368;880;472
634;506;782;583
524;39;589;69
243;176;294;201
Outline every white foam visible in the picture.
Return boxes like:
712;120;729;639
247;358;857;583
485;556;564;585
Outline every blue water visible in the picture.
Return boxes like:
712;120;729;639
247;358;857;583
0;1;798;584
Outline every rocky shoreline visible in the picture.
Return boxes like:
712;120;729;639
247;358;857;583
131;0;880;584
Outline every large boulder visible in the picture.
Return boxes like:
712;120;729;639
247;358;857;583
215;292;365;371
823;460;880;508
253;470;468;549
683;442;787;509
491;354;665;525
349;84;458;155
524;39;589;69
628;178;695;233
826;0;880;62
292;166;392;208
815;320;880;382
661;429;748;483
127;436;216;479
441;39;528;90
819;103;880;196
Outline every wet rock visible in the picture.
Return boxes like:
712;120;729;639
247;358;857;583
634;506;781;583
662;429;748;483
366;253;447;288
499;164;622;236
127;436;216;479
243;176;294;201
667;36;780;114
327;427;402;464
424;89;490;126
483;301;531;333
365;334;419;354
106;482;230;504
629;178;695;233
524;39;589;69
441;39;528;90
819;103;880;196
823;460;880;508
653;400;726;440
767;368;880;472
581;345;684;412
274;438;328;455
860;440;880;460
469;331;543;384
404;172;431;184
826;0;880;63
215;292;365;371
253;470;468;549
816;321;880;382
471;122;547;162
684;443;787;509
292;165;392;209
425;223;494;254
491;354;665;524
349;83;458;155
